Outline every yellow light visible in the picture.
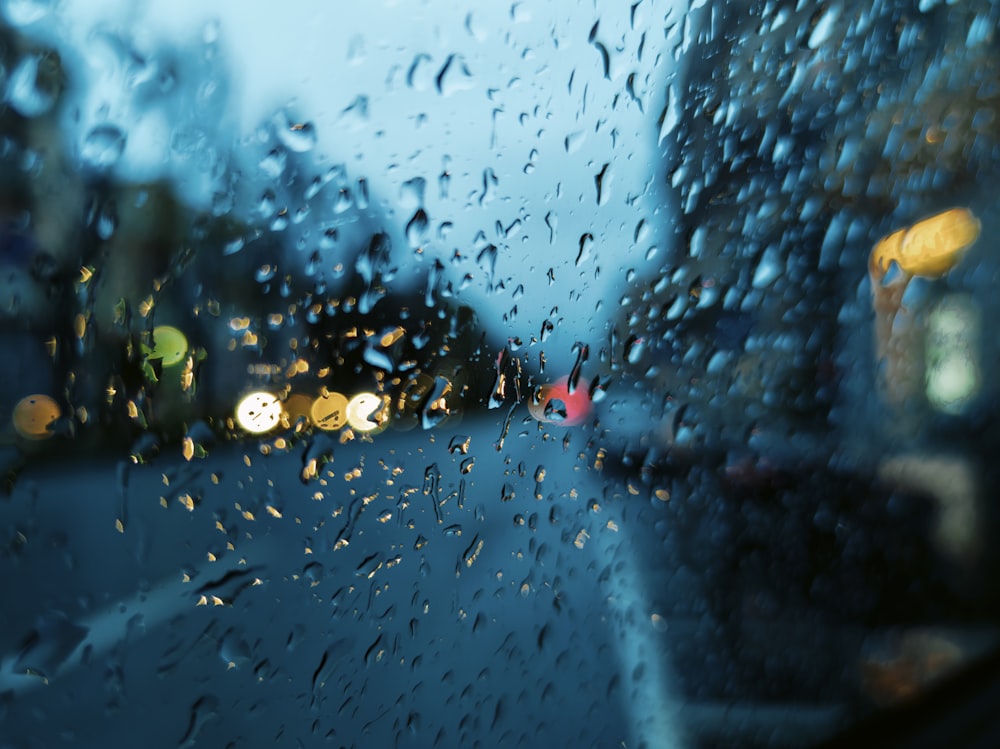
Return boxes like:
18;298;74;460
898;208;981;277
149;325;188;367
871;208;980;280
282;393;313;429
12;394;60;440
235;391;282;434
380;326;405;347
346;392;389;433
311;391;349;431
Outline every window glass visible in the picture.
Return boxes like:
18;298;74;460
0;1;998;747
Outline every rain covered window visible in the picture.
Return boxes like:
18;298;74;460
1;1;999;747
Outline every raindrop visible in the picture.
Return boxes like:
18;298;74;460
417;375;452;429
170;126;208;157
658;83;679;144
575;233;594;267
7;54;56;117
218;628;252;668
406;209;430;248
362;340;394;372
567;341;589;394
438;160;451;199
309;638;352;709
752;248;782;289
339;95;369;129
623;335;646;365
588;22;610;79
462;534;483;568
95;202;118;239
479;168;497;206
594;163;610;206
272;111;317;153
407;52;433;90
333;187;353;214
184;421;215;456
448;435;471;455
400;176;427;208
355;177;369;209
355;552;385;579
14;611;88;680
425;258;445;307
544;398;568;422
544;211;557;244
435;53;474;96
302;561;324;585
364;633;385;667
179;695;219;748
1;0;56;26
258;148;287;178
80;124;126;169
588;375;611;403
222;235;245;256
808;5;841;50
476;243;498;289
305;249;321;276
254;264;277;283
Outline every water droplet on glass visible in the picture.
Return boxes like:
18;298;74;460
258;148;287;178
170;126;208;157
355;552;384;579
568;341;589;394
14;611;88;680
623;335;646;365
476;243;497;289
272;111;317;153
658;82;680;144
400;176;427;208
218;628;252;668
7;54;56;117
254;264;277;283
179;695;219;748
96;202;118;240
594;163;610;206
448;435;471;455
1;0;56;26
223;235;245;256
339;95;369;130
406;209;429;248
435;53;474;96
81;124;126;170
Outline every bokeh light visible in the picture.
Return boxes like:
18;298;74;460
148;325;189;367
235;391;282;434
310;391;348;431
12;394;60;440
527;376;591;426
346;392;389;433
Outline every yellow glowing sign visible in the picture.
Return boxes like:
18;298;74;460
235;391;282;434
12;394;60;440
